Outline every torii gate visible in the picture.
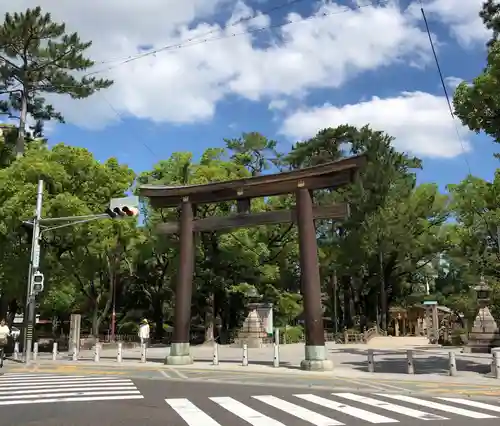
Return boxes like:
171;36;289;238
139;154;365;370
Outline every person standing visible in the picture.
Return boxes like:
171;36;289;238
0;319;11;368
138;319;150;348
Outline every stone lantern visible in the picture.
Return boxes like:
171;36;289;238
465;276;500;353
233;286;268;348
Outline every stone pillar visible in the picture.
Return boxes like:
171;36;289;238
166;197;195;365
296;186;333;371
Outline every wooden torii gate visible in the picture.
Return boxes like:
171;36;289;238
139;154;365;370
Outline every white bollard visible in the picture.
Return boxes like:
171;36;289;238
494;351;500;379
72;343;78;361
13;342;19;361
140;343;146;363
242;343;248;366
274;328;280;345
448;351;457;376
212;343;219;365
33;342;38;361
52;342;58;361
117;342;122;363
273;342;280;367
94;342;100;362
406;349;415;374
367;349;375;373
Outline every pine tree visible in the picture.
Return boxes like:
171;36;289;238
0;7;113;157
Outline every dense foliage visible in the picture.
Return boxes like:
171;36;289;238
1;4;500;342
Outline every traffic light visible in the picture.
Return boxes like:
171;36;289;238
105;196;140;219
105;205;139;218
32;271;44;294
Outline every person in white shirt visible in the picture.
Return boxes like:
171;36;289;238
0;319;10;368
138;319;150;348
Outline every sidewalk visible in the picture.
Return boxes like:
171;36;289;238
18;342;500;386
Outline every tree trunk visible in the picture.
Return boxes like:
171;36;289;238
204;292;215;343
153;296;164;340
330;270;338;333
16;90;28;157
379;250;387;331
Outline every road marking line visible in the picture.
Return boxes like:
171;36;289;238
0;379;132;388
0;375;116;382
211;396;287;426
159;370;171;378
294;394;398;423
0;376;130;387
0;394;144;405
0;390;141;400
376;394;497;419
169;369;189;379
330;377;391;391
437;397;500;413
166;398;222;426
0;386;137;396
253;395;344;425
333;393;447;420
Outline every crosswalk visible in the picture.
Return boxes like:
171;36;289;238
165;392;500;425
0;373;143;405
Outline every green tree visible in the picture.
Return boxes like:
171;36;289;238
0;6;112;157
453;1;500;154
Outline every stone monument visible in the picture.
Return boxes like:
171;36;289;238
233;302;269;348
466;276;500;353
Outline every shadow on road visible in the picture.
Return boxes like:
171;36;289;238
331;348;490;375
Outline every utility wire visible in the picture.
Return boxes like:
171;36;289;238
420;4;472;175
85;0;390;78
92;0;313;67
420;2;500;270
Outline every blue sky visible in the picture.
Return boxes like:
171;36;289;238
3;0;496;192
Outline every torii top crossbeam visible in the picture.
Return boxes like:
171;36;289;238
139;154;365;208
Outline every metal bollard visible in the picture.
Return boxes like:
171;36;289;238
33;342;38;361
406;349;415;374
140;343;146;363
273;342;280;367
495;351;500;379
13;342;19;361
52;342;58;361
242;343;248;366
274;328;280;345
212;343;219;365
367;349;375;373
448;351;457;376
94;342;100;362
117;342;123;363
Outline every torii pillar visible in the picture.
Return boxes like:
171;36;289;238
166;197;195;365
296;185;333;371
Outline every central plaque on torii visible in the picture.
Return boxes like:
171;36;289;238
139;154;365;370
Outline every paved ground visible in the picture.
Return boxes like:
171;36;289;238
1;374;500;425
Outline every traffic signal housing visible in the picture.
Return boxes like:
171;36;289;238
32;271;44;294
105;196;140;219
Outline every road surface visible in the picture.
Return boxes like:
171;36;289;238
1;373;500;425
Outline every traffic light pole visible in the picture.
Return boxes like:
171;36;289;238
21;192;139;362
24;180;43;363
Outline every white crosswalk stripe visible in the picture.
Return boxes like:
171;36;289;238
0;373;143;405
165;392;500;426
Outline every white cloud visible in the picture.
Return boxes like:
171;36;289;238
444;76;464;90
268;100;288;111
1;0;433;129
411;0;489;46
280;92;471;158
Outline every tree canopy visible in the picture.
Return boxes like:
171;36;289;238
0;5;499;345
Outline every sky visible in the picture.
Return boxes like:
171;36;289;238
1;0;497;191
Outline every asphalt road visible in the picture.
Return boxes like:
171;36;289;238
1;374;500;426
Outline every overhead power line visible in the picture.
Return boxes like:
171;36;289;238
85;0;389;78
